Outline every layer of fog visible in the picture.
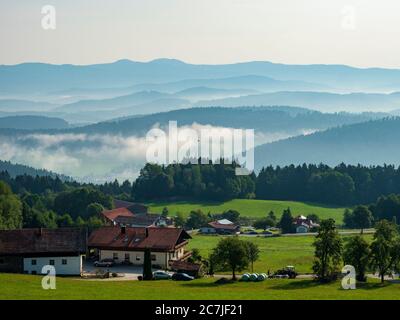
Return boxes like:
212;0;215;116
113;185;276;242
0;124;317;183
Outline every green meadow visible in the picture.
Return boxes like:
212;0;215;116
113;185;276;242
0;273;398;300
188;234;373;274
147;199;346;224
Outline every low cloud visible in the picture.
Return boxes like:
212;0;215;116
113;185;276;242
0;124;315;182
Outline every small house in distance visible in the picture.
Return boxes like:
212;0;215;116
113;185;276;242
293;215;320;233
0;228;87;275
200;219;240;235
102;201;171;228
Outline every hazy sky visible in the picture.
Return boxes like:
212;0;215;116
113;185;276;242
1;0;400;67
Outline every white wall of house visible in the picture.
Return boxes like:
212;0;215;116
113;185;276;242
100;248;186;268
200;227;216;234
296;225;309;234
23;256;83;275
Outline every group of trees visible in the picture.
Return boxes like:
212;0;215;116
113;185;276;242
257;164;400;206
210;237;260;279
133;162;256;201
313;219;400;283
0;172;115;230
173;209;242;230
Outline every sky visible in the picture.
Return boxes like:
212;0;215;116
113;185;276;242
1;0;400;68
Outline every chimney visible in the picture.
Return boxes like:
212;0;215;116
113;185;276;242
121;226;126;235
145;227;149;238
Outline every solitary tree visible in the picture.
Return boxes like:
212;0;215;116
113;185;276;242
162;207;169;218
143;248;153;280
343;235;370;282
267;210;277;223
244;241;260;273
253;217;275;231
369;220;400;283
352;206;373;234
174;212;186;228
312;219;343;282
211;237;249;280
186;210;209;229
279;208;294;234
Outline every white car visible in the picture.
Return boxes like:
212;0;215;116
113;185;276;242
153;270;172;280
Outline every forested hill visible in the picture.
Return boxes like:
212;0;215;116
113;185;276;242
0;115;69;130
0;160;71;180
255;117;400;169
66;107;385;136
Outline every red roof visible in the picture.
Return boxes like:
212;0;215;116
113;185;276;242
170;260;201;272
0;228;87;256
88;226;191;252
102;207;134;222
208;221;239;230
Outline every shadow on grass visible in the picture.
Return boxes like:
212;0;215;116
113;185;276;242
355;281;393;291
182;279;237;288
270;279;321;290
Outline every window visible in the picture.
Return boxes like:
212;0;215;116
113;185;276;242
136;255;141;261
124;253;130;261
49;259;55;266
62;259;67;265
151;254;156;261
113;253;118;260
31;259;37;266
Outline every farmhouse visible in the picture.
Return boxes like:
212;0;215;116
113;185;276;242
88;226;192;269
102;201;171;228
200;219;240;235
0;228;87;275
293;215;320;233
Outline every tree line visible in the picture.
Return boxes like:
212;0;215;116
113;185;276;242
313;219;400;283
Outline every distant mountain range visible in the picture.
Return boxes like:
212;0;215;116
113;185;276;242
0;99;57;112
254;117;400;170
2;59;400;95
194;91;400;113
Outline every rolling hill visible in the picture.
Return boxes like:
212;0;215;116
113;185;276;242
0;160;71;180
254;117;400;170
65;107;387;137
0;115;69;130
194;91;400;113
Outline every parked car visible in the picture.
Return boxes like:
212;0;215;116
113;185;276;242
153;270;172;280
94;259;114;267
172;272;194;281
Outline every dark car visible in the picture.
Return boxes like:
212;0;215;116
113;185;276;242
94;259;114;267
171;272;194;281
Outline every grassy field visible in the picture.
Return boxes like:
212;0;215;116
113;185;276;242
147;199;346;224
1;273;399;300
188;234;373;274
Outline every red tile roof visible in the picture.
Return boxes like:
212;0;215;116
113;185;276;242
170;260;201;272
88;226;191;252
208;221;239;230
0;228;87;256
102;207;134;222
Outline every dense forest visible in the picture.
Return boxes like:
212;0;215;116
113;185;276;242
2;161;400;230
